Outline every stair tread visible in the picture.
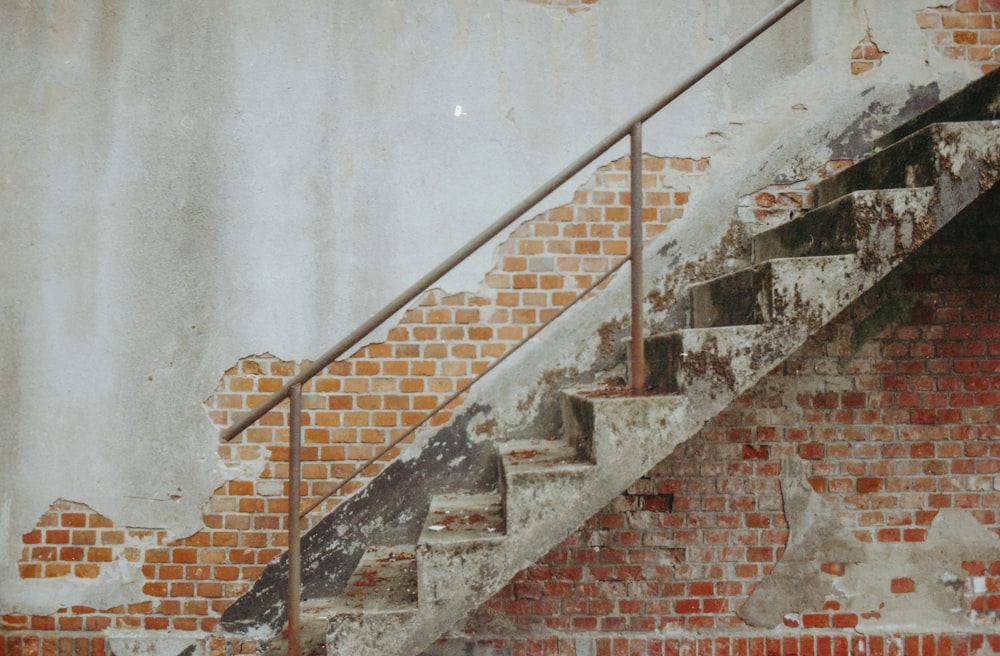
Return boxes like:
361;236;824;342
499;439;590;472
331;545;418;614
420;492;506;543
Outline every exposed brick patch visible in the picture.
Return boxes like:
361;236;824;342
851;30;889;76
17;500;160;589
917;5;1000;74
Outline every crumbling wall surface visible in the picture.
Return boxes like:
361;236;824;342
436;185;1000;652
0;0;993;651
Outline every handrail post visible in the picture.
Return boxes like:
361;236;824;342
629;122;645;395
287;383;303;656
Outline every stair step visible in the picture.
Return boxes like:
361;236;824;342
810;120;1000;208
752;187;935;264
688;255;859;329
873;67;1000;151
332;544;418;613
419;492;505;544
645;324;798;396
499;438;591;471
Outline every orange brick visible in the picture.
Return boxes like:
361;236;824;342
87;547;113;563
399;378;425;393
61;513;87;528
603;240;628;256
891;577;916;593
496;291;520;306
497;326;524;341
455;309;480;324
227;480;254;496
18;563;41;578
45;563;71;577
59;546;84;561
372;412;397;427
45;529;70;544
425;308;452;323
548;206;573;221
424;343;448;358
469;327;494;340
503;256;527;272
411;361;436;376
512;308;537;324
172;548;198;564
546;239;572;254
513;274;538;289
343;411;369;427
349;361;376;377
357;395;381;410
954;29;979;44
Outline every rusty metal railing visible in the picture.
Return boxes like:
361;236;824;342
220;1;806;652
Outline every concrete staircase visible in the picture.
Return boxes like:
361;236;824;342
261;74;1000;655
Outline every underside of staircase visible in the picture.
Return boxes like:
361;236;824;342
228;72;1000;655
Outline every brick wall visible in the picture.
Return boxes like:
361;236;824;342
439;185;1000;653
918;2;1000;74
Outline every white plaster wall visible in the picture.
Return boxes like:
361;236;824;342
0;0;975;613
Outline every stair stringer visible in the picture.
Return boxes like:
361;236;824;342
315;118;1000;655
318;283;868;655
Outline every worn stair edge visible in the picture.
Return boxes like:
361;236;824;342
752;187;936;264
419;492;506;545
499;438;593;473
811;120;1000;208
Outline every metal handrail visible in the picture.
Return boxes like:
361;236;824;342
220;2;806;652
220;0;806;443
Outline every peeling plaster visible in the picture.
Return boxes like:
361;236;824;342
742;457;1000;631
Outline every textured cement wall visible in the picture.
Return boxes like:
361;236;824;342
0;0;976;619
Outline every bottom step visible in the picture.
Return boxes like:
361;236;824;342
324;545;419;654
334;544;418;613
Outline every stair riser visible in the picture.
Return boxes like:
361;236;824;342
416;540;507;610
812;121;1000;208
560;392;596;463
326;611;417;656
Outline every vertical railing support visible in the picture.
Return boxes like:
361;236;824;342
629;122;646;395
287;383;303;656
